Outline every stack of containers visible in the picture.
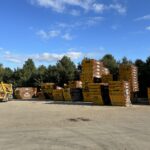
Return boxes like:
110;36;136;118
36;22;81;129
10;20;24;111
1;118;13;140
81;59;113;105
102;67;110;76
83;83;111;105
101;74;113;83
68;81;82;89
119;65;139;94
41;83;56;99
63;87;72;101
82;82;91;102
70;88;83;102
88;83;104;105
109;81;131;106
147;88;150;104
52;88;64;101
81;59;101;102
81;59;111;104
101;84;111;105
68;81;83;102
80;59;104;83
101;67;113;83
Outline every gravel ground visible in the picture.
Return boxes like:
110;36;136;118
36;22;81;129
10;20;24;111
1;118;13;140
0;100;150;150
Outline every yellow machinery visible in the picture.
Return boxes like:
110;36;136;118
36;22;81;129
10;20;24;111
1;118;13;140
0;82;13;102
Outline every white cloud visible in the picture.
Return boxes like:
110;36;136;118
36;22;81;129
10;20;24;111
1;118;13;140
83;51;105;59
36;16;104;41
31;0;126;15
0;46;107;66
92;3;105;13
1;48;82;64
36;29;60;39
55;16;104;31
31;0;65;12
0;47;4;51
66;51;82;59
62;33;73;40
57;23;69;28
31;0;93;13
56;22;81;30
135;15;150;21
36;30;48;39
86;16;104;26
109;3;126;15
49;30;61;37
34;52;63;62
4;51;22;63
146;26;150;31
70;9;80;16
33;51;82;62
37;29;73;41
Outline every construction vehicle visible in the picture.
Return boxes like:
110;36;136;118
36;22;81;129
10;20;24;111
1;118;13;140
0;82;13;102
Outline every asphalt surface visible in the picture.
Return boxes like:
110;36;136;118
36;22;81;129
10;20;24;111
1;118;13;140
0;100;150;150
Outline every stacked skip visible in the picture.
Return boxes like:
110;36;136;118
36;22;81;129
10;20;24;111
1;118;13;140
83;82;111;105
41;83;56;99
80;59;104;83
68;81;83;102
82;83;103;105
81;59;111;105
52;87;64;101
119;64;139;99
63;84;72;101
63;81;83;101
109;81;131;106
101;67;113;83
81;59;102;104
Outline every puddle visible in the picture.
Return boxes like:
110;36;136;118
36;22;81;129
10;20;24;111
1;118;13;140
68;117;91;122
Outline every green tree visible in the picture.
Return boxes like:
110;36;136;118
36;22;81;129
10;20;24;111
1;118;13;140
22;59;36;86
3;67;13;83
46;65;59;83
101;54;118;74
56;56;76;86
12;68;23;87
74;62;82;80
34;65;47;86
121;57;133;65
0;64;5;81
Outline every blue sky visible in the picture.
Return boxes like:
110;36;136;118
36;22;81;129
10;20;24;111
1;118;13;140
0;0;150;68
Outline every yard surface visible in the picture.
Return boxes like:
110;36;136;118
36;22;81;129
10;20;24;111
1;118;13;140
0;100;150;150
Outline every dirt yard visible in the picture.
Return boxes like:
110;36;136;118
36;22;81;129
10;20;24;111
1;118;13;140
0;100;150;150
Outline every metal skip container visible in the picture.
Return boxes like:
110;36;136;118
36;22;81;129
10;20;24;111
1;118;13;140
15;87;37;99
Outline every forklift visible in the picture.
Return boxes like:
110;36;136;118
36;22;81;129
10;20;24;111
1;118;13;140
0;82;13;102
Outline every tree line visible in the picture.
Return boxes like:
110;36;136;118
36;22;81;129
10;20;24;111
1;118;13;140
0;54;149;97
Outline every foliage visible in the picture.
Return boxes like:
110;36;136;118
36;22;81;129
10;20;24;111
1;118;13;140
101;54;119;80
56;56;77;86
33;65;47;86
3;67;13;83
121;57;133;65
22;58;36;86
101;54;118;74
0;64;5;81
